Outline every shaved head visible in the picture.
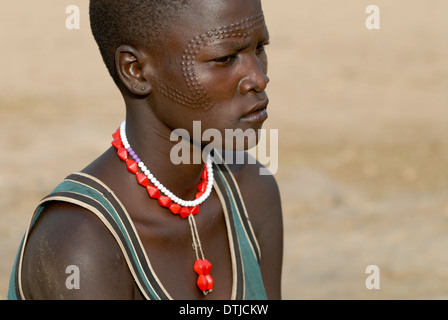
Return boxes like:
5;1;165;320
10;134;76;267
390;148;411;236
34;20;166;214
89;0;190;86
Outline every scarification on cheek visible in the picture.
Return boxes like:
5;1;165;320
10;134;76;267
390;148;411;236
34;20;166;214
156;12;266;110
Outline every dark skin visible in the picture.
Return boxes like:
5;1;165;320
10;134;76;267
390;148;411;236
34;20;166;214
21;0;283;300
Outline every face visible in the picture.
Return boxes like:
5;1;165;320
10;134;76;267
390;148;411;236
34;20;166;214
146;0;270;150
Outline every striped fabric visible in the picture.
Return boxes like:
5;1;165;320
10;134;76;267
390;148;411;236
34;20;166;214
8;156;267;300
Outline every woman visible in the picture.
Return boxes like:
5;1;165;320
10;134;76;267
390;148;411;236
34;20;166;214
8;0;283;300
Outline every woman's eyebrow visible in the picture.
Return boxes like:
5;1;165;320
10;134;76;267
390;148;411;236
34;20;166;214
209;39;252;52
206;35;268;53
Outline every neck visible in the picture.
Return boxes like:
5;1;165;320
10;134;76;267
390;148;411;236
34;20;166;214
124;100;207;201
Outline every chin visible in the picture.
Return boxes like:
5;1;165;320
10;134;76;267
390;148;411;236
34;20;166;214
223;129;260;151
199;124;262;156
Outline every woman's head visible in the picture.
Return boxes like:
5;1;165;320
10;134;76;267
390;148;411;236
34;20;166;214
90;0;270;150
90;0;191;87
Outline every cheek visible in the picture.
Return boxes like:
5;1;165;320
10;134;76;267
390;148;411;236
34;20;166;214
154;61;240;117
195;64;240;101
153;53;216;111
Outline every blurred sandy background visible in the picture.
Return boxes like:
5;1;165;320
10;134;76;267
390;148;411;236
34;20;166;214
1;0;447;299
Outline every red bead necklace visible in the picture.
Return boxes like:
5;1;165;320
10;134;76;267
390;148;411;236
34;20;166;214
112;122;214;295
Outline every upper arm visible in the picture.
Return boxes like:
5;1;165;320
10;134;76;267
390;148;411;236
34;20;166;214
21;202;140;300
231;154;284;300
252;166;283;300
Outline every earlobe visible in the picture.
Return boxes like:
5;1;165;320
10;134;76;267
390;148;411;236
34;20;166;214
115;45;152;96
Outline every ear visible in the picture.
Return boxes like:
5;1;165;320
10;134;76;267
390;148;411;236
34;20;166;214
115;45;152;96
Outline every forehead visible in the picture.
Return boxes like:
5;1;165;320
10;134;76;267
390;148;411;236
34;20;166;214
165;0;266;49
186;13;266;50
185;0;264;29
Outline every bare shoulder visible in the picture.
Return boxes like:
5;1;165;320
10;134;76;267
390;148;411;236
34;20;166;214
226;151;283;299
225;152;282;224
21;201;141;300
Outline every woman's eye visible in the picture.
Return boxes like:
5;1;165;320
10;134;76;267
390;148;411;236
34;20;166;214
256;41;270;54
214;54;237;65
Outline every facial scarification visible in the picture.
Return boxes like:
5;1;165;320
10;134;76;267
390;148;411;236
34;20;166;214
156;12;266;110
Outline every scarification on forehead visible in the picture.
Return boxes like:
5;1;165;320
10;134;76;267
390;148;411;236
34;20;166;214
157;12;266;110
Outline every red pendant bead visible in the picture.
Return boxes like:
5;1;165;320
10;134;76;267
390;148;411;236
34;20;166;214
197;274;214;293
203;259;212;274
201;168;208;181
190;205;200;215
194;259;214;293
112;139;124;150
117;147;129;161
197;275;208;292
147;185;160;199
158;196;172;208
112;130;120;140
195;192;203;199
194;260;206;275
194;259;212;275
197;180;207;193
169;203;181;215
180;206;191;219
126;159;139;174
136;172;149;187
205;274;214;291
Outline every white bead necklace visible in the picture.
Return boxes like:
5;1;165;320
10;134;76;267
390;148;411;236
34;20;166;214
119;120;214;207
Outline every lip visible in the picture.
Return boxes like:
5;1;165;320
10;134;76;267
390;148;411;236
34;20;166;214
240;99;269;123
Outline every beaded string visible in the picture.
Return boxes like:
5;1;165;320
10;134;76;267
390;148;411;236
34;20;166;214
188;214;214;295
119;120;214;208
189;214;205;260
112;121;215;295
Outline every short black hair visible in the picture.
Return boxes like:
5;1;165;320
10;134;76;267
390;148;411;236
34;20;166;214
89;0;190;86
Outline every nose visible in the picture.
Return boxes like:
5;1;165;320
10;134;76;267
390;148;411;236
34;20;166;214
238;55;269;94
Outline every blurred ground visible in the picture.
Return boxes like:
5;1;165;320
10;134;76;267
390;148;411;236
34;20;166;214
1;0;448;299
